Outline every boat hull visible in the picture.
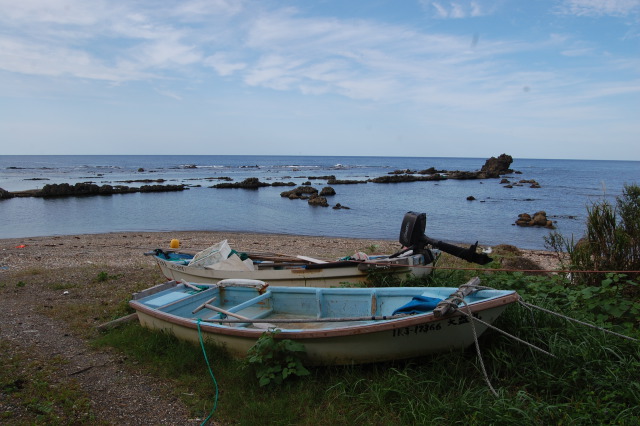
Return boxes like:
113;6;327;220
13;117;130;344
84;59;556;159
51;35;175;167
135;304;510;365
153;254;430;287
130;281;518;365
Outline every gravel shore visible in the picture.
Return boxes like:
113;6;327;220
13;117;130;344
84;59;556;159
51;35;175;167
0;231;559;424
1;230;559;273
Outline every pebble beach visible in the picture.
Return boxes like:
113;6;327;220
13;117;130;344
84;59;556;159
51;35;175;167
1;231;559;274
0;231;559;423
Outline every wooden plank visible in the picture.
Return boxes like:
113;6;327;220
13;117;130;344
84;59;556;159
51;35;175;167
202;304;251;321
95;313;138;331
296;255;328;264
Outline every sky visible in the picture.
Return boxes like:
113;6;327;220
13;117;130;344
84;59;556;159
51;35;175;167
1;0;639;160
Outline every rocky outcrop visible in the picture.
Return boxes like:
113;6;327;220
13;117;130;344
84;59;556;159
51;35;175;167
503;179;541;188
480;154;513;177
319;187;336;196
389;169;417;175
11;182;187;198
213;177;269;189
270;181;296;187
371;155;514;183
280;186;319;199
446;171;487;180
0;187;14;199
332;203;350;209
308;195;329;207
281;186;344;208
116;179;166;183
368;174;446;184
418;167;447;175
308;175;336;180
327;178;368;185
138;184;186;193
515;211;555;228
518;179;541;188
199;176;233;181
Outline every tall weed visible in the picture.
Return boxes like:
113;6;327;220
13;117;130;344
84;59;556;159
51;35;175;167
545;183;640;286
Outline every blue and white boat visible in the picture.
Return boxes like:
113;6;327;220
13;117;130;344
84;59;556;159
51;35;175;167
129;278;518;365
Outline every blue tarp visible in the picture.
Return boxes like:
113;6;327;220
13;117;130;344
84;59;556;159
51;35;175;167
392;295;443;315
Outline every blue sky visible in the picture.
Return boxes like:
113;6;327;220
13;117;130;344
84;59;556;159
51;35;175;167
1;0;639;160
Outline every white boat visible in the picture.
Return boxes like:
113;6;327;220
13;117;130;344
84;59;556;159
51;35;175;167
146;211;495;287
147;246;434;287
129;278;518;365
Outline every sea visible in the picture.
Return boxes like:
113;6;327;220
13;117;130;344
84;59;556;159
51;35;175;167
0;155;638;250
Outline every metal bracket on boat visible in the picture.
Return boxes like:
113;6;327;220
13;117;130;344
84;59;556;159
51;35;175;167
433;277;482;318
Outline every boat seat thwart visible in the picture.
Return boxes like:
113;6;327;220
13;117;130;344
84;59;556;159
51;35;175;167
192;296;250;321
190;287;278;328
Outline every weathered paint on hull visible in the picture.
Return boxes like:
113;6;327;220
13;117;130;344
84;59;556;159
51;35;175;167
154;257;427;287
135;303;511;365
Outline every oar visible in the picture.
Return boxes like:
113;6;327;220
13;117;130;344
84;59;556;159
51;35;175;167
180;280;204;291
192;296;251;321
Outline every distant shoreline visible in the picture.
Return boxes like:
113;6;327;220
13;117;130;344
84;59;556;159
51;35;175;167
4;155;622;251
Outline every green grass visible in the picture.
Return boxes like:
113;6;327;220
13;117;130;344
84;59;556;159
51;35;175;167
0;340;99;424
91;268;640;425
94;315;639;425
3;252;639;424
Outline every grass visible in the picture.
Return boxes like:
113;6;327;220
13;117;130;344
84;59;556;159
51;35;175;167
2;250;639;424
0;340;99;424
90;262;639;425
93;311;639;425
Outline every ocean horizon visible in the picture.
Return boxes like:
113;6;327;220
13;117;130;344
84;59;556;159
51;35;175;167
1;155;638;250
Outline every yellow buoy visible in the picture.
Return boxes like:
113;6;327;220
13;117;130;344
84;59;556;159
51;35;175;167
170;239;180;249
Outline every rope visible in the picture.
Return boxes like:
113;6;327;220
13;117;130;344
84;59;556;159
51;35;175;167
369;260;640;275
458;299;498;397
196;319;219;426
517;299;639;342
454;308;556;357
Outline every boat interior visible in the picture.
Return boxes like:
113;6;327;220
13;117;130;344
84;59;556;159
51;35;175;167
133;281;509;331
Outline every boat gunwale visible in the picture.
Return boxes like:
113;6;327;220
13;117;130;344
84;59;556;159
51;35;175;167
152;254;431;285
129;290;519;340
153;253;425;273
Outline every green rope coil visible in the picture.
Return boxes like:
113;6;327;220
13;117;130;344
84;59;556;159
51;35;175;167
197;319;219;425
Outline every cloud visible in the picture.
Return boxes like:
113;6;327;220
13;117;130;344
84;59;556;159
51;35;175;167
419;0;495;18
0;0;634;119
557;0;640;17
204;52;247;76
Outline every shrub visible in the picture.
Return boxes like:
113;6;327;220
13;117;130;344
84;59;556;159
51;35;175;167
545;183;640;286
245;331;310;386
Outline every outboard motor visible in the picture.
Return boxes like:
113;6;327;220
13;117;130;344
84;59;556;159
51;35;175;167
393;211;493;265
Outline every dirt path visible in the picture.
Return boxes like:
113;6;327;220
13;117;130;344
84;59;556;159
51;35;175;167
1;296;200;424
